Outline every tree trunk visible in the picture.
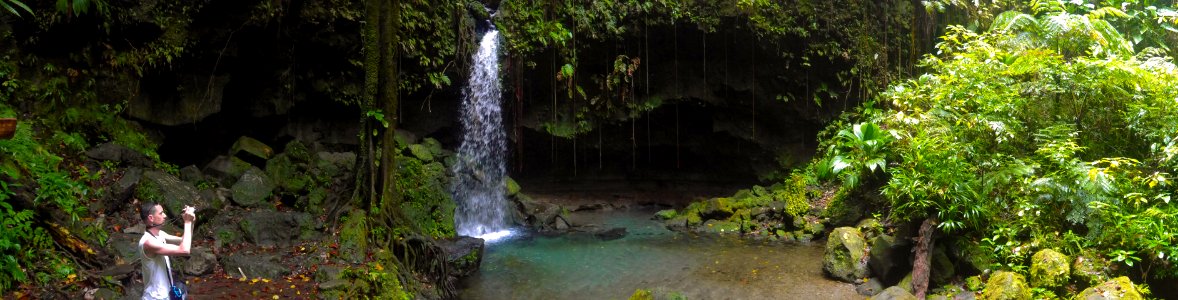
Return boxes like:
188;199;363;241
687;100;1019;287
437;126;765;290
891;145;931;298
912;216;938;299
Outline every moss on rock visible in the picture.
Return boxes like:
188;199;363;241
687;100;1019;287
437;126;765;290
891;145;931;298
823;227;869;282
1076;277;1144;300
1029;248;1069;289
980;271;1031;300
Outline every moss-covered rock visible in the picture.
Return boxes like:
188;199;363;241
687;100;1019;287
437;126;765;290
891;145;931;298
654;209;677;220
397;157;456;238
873;286;918;300
1072;250;1110;285
203;155;253;186
628;289;653;300
265;153;310;193
823;227;870;282
1029;248;1069;289
284;140;313;163
407;144;434;162
1076;277;1144;300
980;271;1031;300
931;246;956;286
965;275;985;291
230;167;275;208
955;240;994;275
701;219;741;234
231;136;273;161
505;176;521;196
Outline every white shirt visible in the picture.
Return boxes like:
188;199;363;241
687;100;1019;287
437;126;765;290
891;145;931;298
138;231;174;300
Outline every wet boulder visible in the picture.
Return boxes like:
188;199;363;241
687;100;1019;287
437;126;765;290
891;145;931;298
1029;248;1069;289
440;236;484;278
504;176;521;196
980;271;1031;300
823;227;870;282
1076;277;1144;300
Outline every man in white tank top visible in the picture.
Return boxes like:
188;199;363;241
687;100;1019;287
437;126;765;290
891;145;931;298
137;202;196;300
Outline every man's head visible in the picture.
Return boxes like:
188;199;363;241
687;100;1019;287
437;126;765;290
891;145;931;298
139;202;165;227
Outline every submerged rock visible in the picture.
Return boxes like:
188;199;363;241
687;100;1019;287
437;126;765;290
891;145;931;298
595;227;628;241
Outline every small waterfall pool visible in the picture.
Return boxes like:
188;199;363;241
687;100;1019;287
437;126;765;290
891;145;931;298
458;206;860;300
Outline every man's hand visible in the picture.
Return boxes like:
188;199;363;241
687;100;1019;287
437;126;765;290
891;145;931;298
182;205;196;223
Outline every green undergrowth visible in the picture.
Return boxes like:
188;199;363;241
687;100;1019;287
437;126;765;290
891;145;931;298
803;2;1178;296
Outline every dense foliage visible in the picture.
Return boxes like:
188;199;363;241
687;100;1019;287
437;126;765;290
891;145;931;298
810;0;1178;286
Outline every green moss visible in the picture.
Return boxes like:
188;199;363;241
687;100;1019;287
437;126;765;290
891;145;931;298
1029;249;1069;289
654;209;677;220
628;289;653;300
980;271;1031;300
965;275;984;291
396;156;456;238
1076;277;1144;300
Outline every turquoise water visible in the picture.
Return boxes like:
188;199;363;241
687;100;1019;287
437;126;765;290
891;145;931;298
458;207;860;300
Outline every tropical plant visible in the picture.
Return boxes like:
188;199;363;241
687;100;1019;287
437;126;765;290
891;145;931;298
811;1;1178;282
0;0;31;17
828;121;892;189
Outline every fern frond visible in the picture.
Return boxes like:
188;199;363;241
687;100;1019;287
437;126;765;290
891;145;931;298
992;10;1039;34
1087;7;1128;20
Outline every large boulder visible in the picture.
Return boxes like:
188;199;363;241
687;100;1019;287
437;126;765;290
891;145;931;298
980;271;1031;300
868;234;908;284
203;155;253;186
1029;248;1069;289
136;170;206;218
230;167;275;208
1076;277;1144;300
100;167;142;214
930;246;956;286
315;151;356;178
183;246;218;276
265;153;310;193
230;136;274;162
823;227;870;282
407;144;434;162
439;236;484;278
513;195;568;232
238;210;315;247
1072;251;1110;285
85;142;153;168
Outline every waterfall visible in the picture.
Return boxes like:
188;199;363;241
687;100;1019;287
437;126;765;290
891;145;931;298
452;29;513;241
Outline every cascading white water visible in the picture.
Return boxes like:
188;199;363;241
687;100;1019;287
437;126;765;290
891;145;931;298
452;29;513;241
